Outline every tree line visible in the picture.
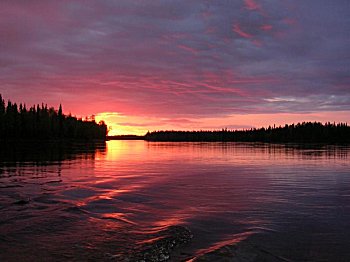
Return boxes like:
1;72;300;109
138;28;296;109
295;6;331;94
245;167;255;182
144;122;350;143
0;94;107;140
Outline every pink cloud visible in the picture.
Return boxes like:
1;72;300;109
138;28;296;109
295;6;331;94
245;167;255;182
260;24;273;31
232;24;253;38
244;0;260;11
1;0;349;127
177;44;199;54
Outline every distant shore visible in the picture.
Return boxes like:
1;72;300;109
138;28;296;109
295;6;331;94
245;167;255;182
107;135;145;140
110;122;350;143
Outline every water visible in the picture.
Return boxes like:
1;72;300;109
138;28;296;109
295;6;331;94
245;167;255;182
0;141;349;261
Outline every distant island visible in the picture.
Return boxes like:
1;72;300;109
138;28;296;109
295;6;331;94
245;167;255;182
107;135;145;140
107;122;350;143
0;95;107;140
144;122;350;143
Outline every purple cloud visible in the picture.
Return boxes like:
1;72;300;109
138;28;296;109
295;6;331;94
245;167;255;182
0;0;349;120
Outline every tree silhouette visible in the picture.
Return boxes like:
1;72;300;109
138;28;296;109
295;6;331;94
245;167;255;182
144;122;350;143
0;95;107;140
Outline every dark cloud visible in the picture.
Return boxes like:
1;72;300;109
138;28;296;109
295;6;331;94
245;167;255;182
0;0;349;117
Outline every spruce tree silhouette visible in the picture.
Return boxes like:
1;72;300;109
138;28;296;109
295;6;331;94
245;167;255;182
144;122;350;143
0;95;107;140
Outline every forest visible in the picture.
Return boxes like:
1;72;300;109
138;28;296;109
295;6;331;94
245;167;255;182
0;95;107;140
145;122;350;143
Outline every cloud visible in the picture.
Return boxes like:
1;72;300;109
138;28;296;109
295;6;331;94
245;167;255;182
0;0;349;124
244;0;258;10
232;24;253;39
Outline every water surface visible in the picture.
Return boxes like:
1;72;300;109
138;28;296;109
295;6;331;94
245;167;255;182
0;141;349;261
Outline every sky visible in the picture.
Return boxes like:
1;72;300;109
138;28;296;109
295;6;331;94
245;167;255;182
1;0;349;135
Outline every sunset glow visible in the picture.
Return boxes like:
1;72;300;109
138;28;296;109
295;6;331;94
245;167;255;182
97;111;350;136
1;1;349;134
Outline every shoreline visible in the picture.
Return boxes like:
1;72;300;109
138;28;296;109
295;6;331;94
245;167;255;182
107;137;350;145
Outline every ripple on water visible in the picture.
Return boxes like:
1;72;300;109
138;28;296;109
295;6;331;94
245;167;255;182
61;187;99;199
0;141;349;261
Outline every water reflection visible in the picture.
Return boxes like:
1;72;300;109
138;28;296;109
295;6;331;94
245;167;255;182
0;141;106;188
0;141;349;261
0;140;106;163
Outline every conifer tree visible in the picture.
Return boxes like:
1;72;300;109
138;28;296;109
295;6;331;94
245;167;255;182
0;95;108;140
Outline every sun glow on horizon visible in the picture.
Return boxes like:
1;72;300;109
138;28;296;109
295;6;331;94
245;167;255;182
95;112;148;136
95;111;350;136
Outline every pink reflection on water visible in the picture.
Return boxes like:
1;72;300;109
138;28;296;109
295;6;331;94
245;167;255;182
1;141;348;260
189;231;255;260
94;141;349;258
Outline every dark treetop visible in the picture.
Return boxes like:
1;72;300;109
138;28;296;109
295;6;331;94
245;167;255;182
145;122;350;143
0;94;107;140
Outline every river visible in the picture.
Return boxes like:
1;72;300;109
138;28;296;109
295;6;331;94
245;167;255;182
0;141;349;261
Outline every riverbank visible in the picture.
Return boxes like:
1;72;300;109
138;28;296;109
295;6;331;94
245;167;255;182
143;122;350;143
